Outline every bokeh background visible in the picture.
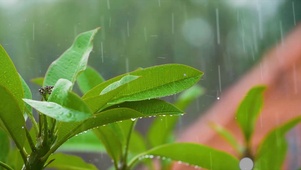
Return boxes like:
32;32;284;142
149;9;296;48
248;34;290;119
0;0;300;169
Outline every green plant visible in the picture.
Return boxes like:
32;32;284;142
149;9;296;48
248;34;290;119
0;28;240;170
210;86;301;170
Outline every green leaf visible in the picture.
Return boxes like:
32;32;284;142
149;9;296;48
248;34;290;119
91;99;183;163
107;99;182;115
24;79;92;122
0;127;10;163
83;64;203;104
47;153;97;170
83;75;140;113
0;45;24;114
20;75;33;116
129;143;239;170
100;75;139;95
77;66;105;94
0;86;26;151
43;28;99;87
30;77;44;86
147;85;204;148
236;86;266;142
254;117;301;170
23;93;92;122
59;131;105;153
93;125;123;165
53;102;182;154
48;78;73;103
209;123;244;155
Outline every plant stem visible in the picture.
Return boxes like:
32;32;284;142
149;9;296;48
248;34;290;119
43;115;48;144
19;144;28;166
0;161;14;170
25;128;36;152
38;113;42;138
120;120;137;170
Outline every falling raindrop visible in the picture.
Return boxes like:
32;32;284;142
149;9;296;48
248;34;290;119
126;58;129;72
127;20;130;37
218;65;221;93
171;12;174;34
107;0;110;10
292;1;296;25
101;42;104;63
32;23;35;41
252;25;258;53
215;8;220;44
158;0;161;7
279;21;284;45
144;27;148;42
256;1;263;39
109;17;112;27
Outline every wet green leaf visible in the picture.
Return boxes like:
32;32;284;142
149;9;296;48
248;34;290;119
83;64;203;105
0;86;26;151
77;66;105;94
108;99;182;115
83;75;140;113
129;143;239;170
254;117;301;170
48;79;73;104
20;75;33;116
100;75;139;95
44;28;99;87
236;86;266;142
25;79;92;122
0;45;24;114
23;92;92;122
53;101;182;154
47;153;97;170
